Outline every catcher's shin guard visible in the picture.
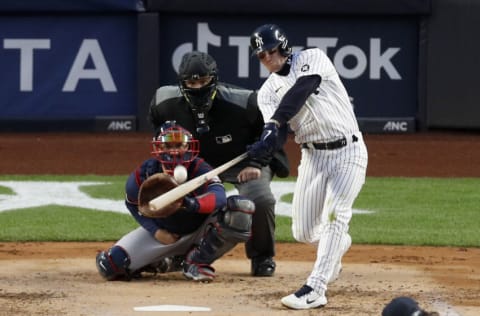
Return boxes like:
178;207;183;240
188;195;255;264
187;224;236;265
219;195;255;242
96;246;131;281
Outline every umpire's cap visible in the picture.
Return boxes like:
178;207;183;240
250;24;292;57
178;51;217;81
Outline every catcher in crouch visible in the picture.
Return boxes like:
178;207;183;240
96;121;255;282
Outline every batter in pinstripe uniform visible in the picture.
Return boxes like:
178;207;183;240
248;24;368;310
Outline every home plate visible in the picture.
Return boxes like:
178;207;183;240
134;305;211;312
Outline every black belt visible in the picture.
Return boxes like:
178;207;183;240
302;135;358;150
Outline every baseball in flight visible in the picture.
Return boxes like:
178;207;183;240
173;165;188;184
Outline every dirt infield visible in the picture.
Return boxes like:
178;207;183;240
1;131;479;316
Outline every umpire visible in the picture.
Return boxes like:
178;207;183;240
148;51;289;277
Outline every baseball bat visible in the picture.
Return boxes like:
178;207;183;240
148;152;248;211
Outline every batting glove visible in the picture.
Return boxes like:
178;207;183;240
247;122;279;161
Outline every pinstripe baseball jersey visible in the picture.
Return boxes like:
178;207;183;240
256;46;368;295
257;48;360;144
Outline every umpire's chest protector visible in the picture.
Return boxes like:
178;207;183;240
196;87;263;167
151;84;263;168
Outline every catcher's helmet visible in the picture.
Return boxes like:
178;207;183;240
178;51;218;112
250;24;292;57
152;121;199;174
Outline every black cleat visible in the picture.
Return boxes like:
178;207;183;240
251;256;276;277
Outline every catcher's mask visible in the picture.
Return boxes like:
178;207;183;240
152;121;199;175
178;51;218;134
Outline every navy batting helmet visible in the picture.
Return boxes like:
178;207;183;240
382;296;439;316
250;24;292;57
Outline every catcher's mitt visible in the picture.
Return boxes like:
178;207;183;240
138;173;183;218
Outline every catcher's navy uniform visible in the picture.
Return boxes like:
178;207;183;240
149;79;288;276
96;128;254;282
126;158;224;236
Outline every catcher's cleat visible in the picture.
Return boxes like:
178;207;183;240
136;255;185;275
183;262;216;282
281;284;327;310
251;256;276;277
155;255;185;273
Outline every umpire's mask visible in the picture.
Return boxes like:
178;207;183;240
178;51;218;134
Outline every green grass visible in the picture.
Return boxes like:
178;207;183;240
0;176;479;247
350;177;480;247
0;186;14;195
81;180;125;199
0;206;137;241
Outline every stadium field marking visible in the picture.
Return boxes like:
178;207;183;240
0;181;374;216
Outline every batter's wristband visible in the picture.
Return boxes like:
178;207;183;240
267;119;281;128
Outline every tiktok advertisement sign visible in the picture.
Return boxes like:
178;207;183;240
0;16;136;120
158;17;418;123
